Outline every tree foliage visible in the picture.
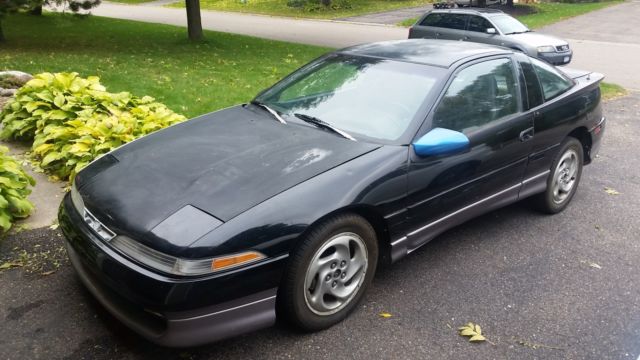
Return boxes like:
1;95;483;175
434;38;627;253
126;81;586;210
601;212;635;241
0;0;101;41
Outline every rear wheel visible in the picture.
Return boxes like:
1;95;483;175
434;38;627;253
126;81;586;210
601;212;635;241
279;214;378;331
533;137;583;214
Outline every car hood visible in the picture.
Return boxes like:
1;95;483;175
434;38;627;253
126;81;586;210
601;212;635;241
76;105;380;247
506;32;568;47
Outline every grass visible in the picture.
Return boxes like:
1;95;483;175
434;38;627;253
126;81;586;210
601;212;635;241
516;1;621;28
107;0;156;4
600;82;627;101
169;0;431;19
398;1;622;28
0;13;329;118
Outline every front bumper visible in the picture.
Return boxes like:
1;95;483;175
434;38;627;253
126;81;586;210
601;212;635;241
59;194;286;347
538;50;573;66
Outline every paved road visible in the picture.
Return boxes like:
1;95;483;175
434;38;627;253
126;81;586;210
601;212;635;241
1;93;639;359
538;0;640;91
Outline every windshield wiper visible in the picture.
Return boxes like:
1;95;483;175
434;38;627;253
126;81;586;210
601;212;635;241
294;113;356;141
505;30;530;35
250;100;286;124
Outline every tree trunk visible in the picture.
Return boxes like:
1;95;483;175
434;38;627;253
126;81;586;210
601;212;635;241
185;0;203;41
31;5;43;15
506;0;513;6
0;19;5;43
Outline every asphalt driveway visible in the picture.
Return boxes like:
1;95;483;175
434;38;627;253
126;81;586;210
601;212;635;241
1;92;639;360
538;0;640;91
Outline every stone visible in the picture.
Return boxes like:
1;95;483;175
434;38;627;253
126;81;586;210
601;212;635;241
0;71;33;84
0;88;17;97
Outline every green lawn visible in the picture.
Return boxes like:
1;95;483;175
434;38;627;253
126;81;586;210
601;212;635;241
398;1;622;27
169;0;431;19
0;13;329;118
107;0;156;4
601;82;627;101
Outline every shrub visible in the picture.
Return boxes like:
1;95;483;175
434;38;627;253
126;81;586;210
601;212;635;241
305;0;353;11
0;146;35;232
0;72;185;181
287;0;353;11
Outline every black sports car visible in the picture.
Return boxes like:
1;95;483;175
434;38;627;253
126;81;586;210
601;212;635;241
59;39;605;347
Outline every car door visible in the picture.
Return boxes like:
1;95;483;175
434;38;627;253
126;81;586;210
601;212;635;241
465;15;498;45
436;14;470;41
403;56;534;250
515;54;583;198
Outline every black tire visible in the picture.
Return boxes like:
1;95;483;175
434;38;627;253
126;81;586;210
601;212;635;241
532;137;584;214
278;213;378;332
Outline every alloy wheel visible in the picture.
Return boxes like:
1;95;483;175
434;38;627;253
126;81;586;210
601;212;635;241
303;232;368;316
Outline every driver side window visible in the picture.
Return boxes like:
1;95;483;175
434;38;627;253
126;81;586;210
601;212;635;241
433;58;519;133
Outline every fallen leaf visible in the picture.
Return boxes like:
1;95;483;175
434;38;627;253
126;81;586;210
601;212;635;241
514;337;564;350
458;322;492;344
40;270;56;276
49;223;59;230
589;262;602;269
0;262;23;270
604;187;620;195
379;312;392;318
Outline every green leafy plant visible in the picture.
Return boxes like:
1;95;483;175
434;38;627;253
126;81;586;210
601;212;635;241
0;72;185;181
0;146;35;231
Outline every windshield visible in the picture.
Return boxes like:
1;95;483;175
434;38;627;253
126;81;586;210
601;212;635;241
491;15;529;34
255;55;442;142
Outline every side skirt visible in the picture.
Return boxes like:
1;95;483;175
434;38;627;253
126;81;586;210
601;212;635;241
390;171;550;263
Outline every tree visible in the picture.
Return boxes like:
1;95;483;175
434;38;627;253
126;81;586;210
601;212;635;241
185;0;203;41
0;0;100;41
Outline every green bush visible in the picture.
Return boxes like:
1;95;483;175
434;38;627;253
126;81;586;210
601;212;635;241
286;0;353;11
0;72;186;181
0;146;35;232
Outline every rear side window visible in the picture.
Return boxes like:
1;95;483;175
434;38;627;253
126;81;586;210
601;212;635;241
530;58;574;101
433;58;519;133
467;16;493;33
518;60;543;109
421;13;468;30
420;13;446;27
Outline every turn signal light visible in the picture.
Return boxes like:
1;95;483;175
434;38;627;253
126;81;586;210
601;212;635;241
212;252;265;271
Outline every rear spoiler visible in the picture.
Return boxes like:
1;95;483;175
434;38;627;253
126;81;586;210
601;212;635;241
560;67;604;83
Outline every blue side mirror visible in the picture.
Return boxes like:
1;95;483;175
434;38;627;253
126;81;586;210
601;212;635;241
413;127;470;157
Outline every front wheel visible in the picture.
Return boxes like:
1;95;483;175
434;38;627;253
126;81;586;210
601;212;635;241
279;214;378;331
533;137;584;214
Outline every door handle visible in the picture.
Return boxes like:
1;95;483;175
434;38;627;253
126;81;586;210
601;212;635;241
519;127;534;142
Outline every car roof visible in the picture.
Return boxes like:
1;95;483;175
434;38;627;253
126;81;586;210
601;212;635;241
338;39;512;68
428;7;505;16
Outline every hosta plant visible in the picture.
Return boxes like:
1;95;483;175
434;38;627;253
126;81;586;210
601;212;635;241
0;146;35;231
0;72;185;181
